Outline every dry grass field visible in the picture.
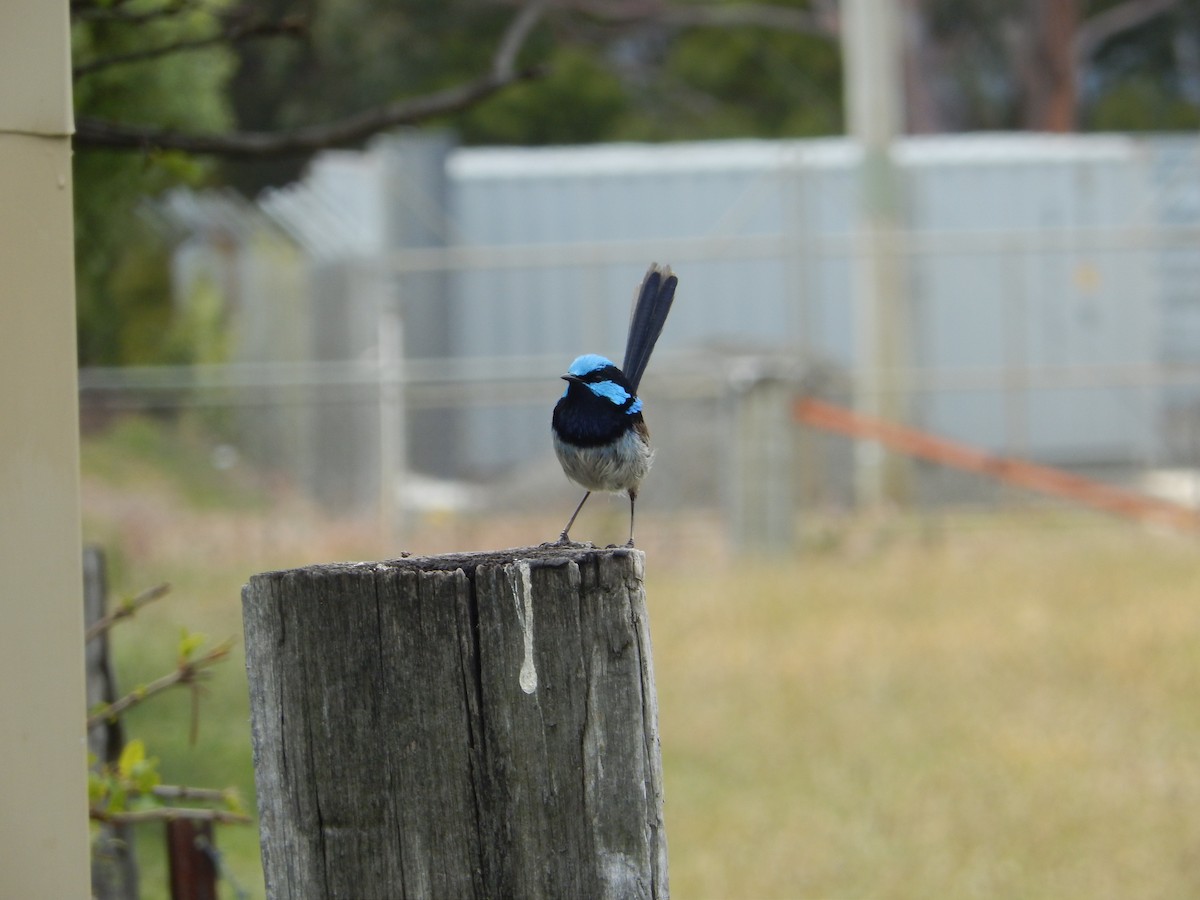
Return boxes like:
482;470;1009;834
653;516;1200;898
82;419;1200;899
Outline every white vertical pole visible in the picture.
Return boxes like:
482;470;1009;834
842;0;912;507
0;2;91;897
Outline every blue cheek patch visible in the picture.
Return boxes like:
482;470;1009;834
628;397;642;414
587;379;632;406
568;354;615;377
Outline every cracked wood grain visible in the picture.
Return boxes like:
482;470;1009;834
243;545;667;900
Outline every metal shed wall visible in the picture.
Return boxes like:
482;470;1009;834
442;134;1158;475
901;137;1157;464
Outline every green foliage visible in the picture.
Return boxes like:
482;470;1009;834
163;276;230;365
89;740;162;816
73;0;236;365
73;0;1200;369
177;629;209;664
110;600;261;898
1081;0;1200;131
79;415;269;510
77;217;179;366
224;0;519;188
119;740;163;796
459;47;631;145
1087;75;1200;131
227;2;846;161
661;27;842;139
85;576;248;900
459;31;842;147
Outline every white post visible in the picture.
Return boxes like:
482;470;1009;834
0;2;91;897
842;0;912;506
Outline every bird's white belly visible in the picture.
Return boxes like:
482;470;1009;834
553;428;653;494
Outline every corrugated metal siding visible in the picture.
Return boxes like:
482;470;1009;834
447;142;814;474
904;139;1156;463
445;135;1160;473
170;134;1190;487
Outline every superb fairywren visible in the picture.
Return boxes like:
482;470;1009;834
552;263;678;546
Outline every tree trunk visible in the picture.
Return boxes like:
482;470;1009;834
1019;0;1080;131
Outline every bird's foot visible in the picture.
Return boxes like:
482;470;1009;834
542;533;599;549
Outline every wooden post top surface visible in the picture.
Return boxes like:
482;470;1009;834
247;542;645;581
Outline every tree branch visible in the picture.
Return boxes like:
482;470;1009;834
71;0;137;14
84;582;171;644
496;0;549;77
71;0;213;25
1076;0;1179;62
87;639;233;730
74;67;542;156
74;1;549;158
152;784;235;804
73;14;306;78
90;805;251;825
559;0;838;36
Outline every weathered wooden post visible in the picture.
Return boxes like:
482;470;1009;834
84;546;140;900
243;545;667;900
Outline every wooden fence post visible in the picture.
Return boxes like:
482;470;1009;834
242;545;667;900
166;819;217;900
84;545;140;900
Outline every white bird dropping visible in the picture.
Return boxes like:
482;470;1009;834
510;560;538;694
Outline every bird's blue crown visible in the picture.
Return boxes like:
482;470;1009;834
567;354;614;377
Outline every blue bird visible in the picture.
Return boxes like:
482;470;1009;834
552;263;678;546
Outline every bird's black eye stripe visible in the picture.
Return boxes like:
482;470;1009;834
581;364;624;384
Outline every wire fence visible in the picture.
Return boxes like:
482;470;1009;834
78;347;1200;552
94;134;1200;548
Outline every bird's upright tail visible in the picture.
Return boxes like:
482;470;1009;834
622;263;678;393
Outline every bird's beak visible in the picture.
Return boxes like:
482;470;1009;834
561;373;582;384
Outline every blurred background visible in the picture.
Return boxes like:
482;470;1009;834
72;0;1200;897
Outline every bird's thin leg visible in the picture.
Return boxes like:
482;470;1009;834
558;491;591;543
625;490;637;547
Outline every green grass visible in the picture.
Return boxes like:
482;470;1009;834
82;414;271;512
110;617;261;899
653;516;1200;898
82;417;1200;899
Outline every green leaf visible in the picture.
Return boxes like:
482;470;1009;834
109;783;128;814
178;628;208;662
116;738;162;795
222;787;245;815
88;770;109;806
131;761;162;794
117;739;145;778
